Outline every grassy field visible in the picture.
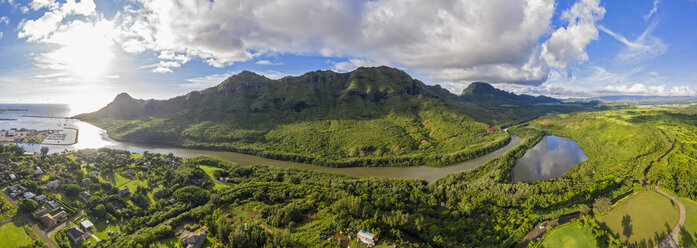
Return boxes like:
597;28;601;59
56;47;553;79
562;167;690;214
0;220;39;247
91;218;121;240
541;224;597;248
598;190;679;246
199;165;231;190
680;198;697;247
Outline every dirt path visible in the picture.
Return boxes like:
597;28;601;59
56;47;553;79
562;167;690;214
655;188;685;248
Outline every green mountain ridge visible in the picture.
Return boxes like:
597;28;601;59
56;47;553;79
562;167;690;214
76;66;582;167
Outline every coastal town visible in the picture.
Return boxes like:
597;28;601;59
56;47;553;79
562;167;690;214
0;128;78;145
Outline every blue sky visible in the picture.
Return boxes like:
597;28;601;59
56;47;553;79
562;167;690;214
0;0;696;114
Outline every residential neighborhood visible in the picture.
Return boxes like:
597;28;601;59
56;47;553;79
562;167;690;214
0;146;206;248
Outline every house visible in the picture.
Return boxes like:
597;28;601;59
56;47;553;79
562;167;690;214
118;187;130;197
34;167;43;174
190;179;206;187
91;171;99;176
179;228;207;248
33;207;50;218
46;201;61;211
39;214;57;227
23;192;35;199
34;194;47;202
9;174;15;180
80;219;94;230
44;180;61;191
53;211;68;222
144;162;152;168
154;189;169;198
81;178;91;186
358;230;377;246
67;226;85;244
125;169;136;176
79;191;91;202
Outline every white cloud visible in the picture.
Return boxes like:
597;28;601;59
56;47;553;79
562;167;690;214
599;2;668;63
597;83;695;96
256;60;273;65
0;16;8;25
0;32;3;39
644;0;659;20
16;0;609;89
333;59;382;72
648;71;659;77
152;67;173;73
183;72;234;89
598;21;668;62
29;0;57;11
541;0;605;70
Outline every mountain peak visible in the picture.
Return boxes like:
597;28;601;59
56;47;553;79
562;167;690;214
461;82;496;95
114;92;134;102
226;71;271;82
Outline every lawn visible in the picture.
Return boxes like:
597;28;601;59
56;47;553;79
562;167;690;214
0;194;17;222
199;165;231;190
0;220;39;247
598;190;679;246
541;223;597;248
101;172;135;188
680;198;697;247
90;218;120;240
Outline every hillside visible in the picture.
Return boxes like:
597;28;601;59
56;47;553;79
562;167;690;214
76;66;510;167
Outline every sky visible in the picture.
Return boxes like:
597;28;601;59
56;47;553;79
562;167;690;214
0;0;696;114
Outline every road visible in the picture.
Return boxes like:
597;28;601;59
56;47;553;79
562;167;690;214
1;191;58;248
656;188;685;248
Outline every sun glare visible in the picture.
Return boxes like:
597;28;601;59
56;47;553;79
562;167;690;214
46;20;115;80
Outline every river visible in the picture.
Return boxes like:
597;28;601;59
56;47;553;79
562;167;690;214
1;104;521;182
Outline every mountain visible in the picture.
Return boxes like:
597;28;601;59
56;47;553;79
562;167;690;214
423;82;595;127
76;66;511;167
460;82;559;104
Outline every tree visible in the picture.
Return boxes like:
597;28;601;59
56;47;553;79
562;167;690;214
64;184;82;197
173;186;209;206
593;197;612;214
579;204;591;215
92;204;107;219
19;199;39;212
40;146;49;156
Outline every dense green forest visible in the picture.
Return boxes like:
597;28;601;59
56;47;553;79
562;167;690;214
76;67;595;167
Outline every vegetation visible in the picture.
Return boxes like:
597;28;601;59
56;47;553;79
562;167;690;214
0;195;17;222
0;221;45;247
540;223;597;248
75;67;566;168
597;190;679;246
19;198;39;212
680;198;697;247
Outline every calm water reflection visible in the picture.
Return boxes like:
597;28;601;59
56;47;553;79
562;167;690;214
511;135;588;182
2;104;522;182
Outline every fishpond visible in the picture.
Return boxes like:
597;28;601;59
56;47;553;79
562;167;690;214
511;135;589;182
